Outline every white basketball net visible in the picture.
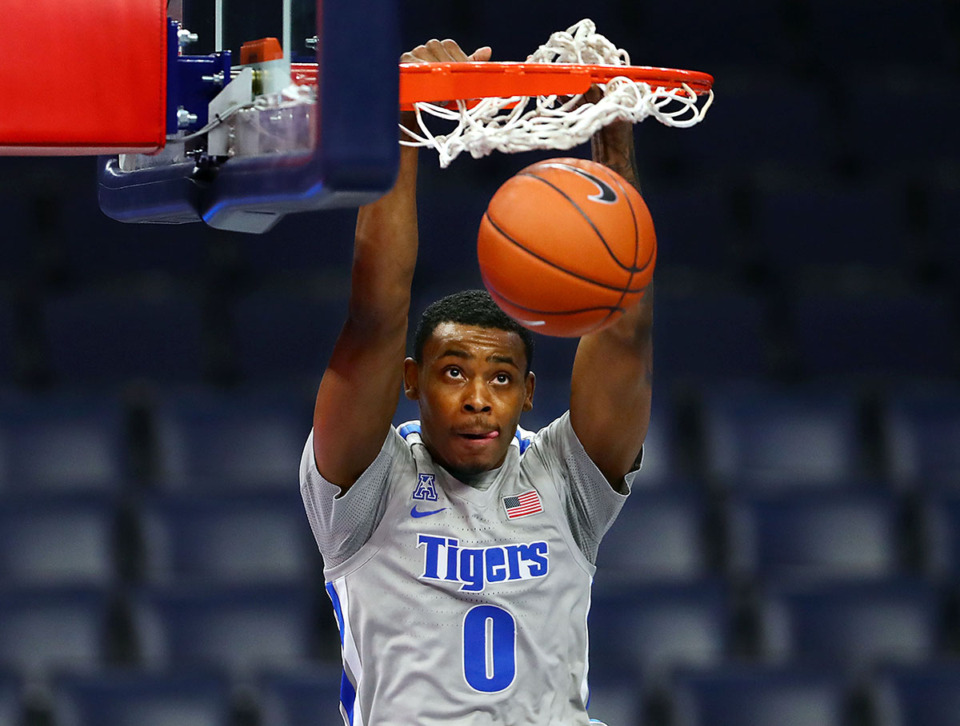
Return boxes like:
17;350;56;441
401;19;714;168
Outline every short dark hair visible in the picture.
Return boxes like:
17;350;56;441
413;289;534;372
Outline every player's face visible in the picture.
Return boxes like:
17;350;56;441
404;323;535;480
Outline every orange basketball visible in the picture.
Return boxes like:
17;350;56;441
477;157;656;337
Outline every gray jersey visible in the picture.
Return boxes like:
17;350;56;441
300;412;630;726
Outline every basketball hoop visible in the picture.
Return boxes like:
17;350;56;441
397;19;715;167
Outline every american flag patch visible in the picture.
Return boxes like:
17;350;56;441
503;489;543;519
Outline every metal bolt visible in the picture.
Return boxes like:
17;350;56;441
202;71;225;86
177;107;198;128
178;28;199;47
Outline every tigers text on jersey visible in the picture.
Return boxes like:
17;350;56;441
300;413;629;726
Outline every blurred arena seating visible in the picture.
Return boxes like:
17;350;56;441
0;1;958;724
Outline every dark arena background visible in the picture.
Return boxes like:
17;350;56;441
0;1;959;724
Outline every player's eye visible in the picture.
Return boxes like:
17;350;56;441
494;373;511;384
445;367;463;379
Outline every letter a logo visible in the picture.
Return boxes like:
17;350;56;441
413;473;438;502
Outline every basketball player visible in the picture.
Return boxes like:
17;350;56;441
300;38;653;725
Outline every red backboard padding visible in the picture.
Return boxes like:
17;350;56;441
1;0;166;155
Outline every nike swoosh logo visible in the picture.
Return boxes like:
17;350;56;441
540;162;619;204
410;505;447;518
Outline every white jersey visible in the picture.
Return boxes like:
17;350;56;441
300;412;630;725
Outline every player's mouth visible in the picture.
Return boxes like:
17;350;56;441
456;429;500;441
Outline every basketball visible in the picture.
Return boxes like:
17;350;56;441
477;157;656;338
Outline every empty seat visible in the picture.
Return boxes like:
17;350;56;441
654;290;769;383
140;491;316;584
802;0;950;72
257;665;344;726
231;290;347;384
641;0;791;70
644;184;742;273
132;584;316;674
232;207;355;279
596;489;711;583
759;578;942;671
871;663;960;726
883;386;960;489
0;672;21;726
589;580;732;683
922;492;960;578
839;74;960;174
0;493;118;585
726;490;905;581
667;82;836;174
151;386;310;490
0;301;14;383
789;291;957;381
42;288;205;384
701;384;866;487
585;672;643;726
52;670;233;726
754;181;911;276
927;182;960;282
672;665;850;726
0;585;110;675
0;389;127;492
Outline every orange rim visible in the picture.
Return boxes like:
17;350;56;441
290;62;714;110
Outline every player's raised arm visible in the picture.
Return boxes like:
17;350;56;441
569;118;654;488
312;40;492;490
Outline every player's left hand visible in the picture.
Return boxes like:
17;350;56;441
401;38;492;64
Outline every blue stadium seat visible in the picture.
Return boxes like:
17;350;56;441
42;288;205;384
0;672;21;726
758;578;942;671
588;580;732;684
257;665;344;726
789;291;957;381
671;665;850;726
644;184;742;273
927;182;960;283
596;489;711;584
624;392;682;486
665;82;835;174
802;0;950;71
654;289;769;383
52;670;233;726
641;0;791;70
132;584;316;674
701;384;865;487
140;490;316;584
871;663;960;726
726;490;905;581
58;180;208;284
151;386;310;490
922;492;960;578
0;389;127;493
883;386;960;489
754;181;911;277
0;493;118;585
231;290;348;384
231;207;355;281
0;192;35;286
0;300;13;383
0;585;110;675
586;672;643;726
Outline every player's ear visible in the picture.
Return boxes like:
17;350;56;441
403;357;420;400
522;371;535;412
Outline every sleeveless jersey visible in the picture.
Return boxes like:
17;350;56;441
300;412;630;725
